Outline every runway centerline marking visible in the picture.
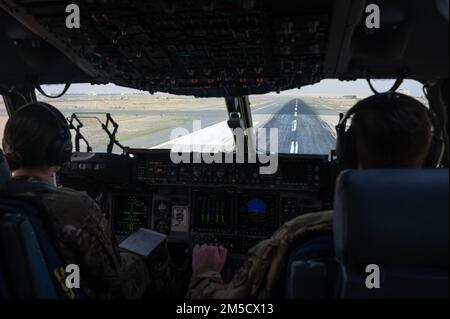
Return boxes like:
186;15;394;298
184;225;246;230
290;141;298;154
291;120;297;132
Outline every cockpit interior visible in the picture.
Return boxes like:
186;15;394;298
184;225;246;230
0;0;448;302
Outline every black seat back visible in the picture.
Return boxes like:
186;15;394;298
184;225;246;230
0;177;85;299
286;235;337;299
0;206;57;298
333;169;449;299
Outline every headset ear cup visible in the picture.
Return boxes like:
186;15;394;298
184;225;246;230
335;125;345;166
335;105;360;170
46;133;62;166
61;139;73;164
48;131;72;166
337;128;358;169
345;128;358;168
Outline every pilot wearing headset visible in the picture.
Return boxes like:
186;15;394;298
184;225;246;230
1;102;180;298
188;92;445;299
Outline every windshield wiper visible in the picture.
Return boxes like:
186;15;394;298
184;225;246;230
68;112;128;154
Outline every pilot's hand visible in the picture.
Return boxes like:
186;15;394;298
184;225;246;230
192;244;227;275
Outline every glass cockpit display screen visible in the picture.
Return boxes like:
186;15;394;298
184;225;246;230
237;193;277;234
115;195;150;235
192;191;232;232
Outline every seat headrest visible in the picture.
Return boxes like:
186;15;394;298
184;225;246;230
334;169;449;268
0;149;11;190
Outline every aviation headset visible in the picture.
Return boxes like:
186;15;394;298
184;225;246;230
335;92;445;169
16;102;73;167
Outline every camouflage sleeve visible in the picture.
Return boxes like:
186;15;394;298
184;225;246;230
56;191;150;298
187;271;226;298
187;211;333;299
118;251;151;298
186;239;274;299
144;246;185;298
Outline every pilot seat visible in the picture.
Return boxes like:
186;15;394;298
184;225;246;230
0;149;83;299
287;169;449;299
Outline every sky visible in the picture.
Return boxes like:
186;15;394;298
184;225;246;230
40;79;425;98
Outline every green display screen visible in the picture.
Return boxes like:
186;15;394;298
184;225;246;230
115;196;148;234
193;192;231;229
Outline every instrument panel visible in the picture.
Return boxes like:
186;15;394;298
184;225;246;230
133;151;327;190
60;149;334;276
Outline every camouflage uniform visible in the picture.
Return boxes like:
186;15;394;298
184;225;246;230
4;176;177;299
187;211;333;299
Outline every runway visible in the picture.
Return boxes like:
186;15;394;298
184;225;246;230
128;97;347;155
253;98;338;155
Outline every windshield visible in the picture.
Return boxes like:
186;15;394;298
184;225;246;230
35;79;426;155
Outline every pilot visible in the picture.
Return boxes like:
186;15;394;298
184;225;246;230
0;102;178;298
188;92;438;299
